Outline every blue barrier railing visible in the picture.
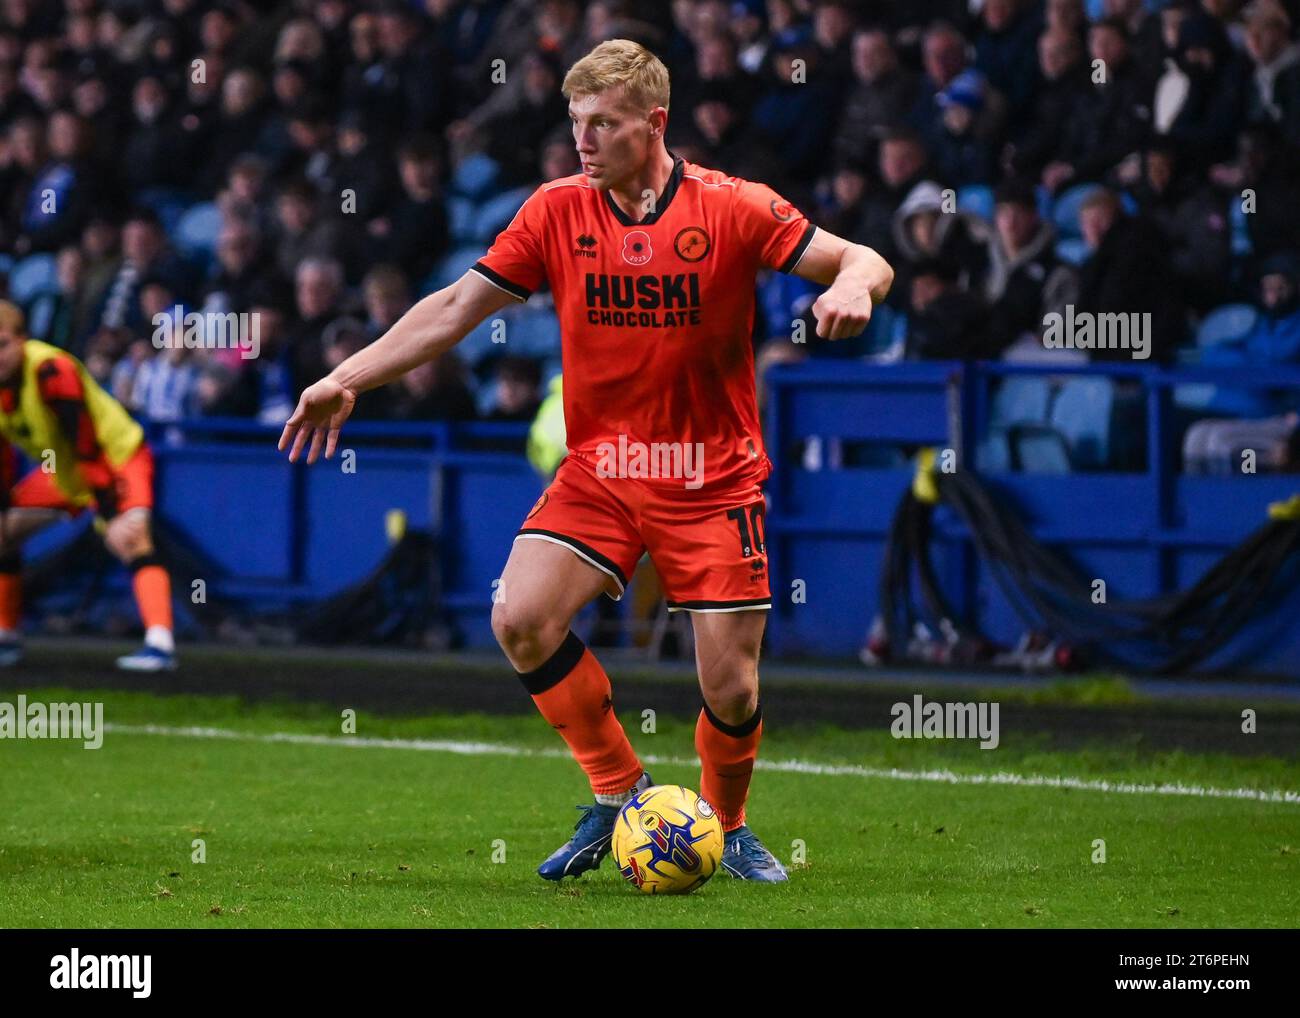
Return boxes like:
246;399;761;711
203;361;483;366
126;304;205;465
763;360;1300;676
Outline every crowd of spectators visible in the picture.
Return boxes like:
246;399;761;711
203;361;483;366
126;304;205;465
1;0;1298;457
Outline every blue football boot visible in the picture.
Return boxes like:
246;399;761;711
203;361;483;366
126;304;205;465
719;825;790;882
116;645;178;672
538;772;652;881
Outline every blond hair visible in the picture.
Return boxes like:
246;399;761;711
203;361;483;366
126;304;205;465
562;39;670;112
0;300;26;334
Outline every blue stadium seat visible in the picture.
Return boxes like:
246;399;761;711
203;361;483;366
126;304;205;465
421;244;485;295
1054;237;1091;266
1051;183;1103;240
1014;426;1072;473
451;153;501;200
1177;304;1259;405
1196;303;1257;348
861;302;898;358
977;430;1012;472
174;202;222;256
136;187;194;235
0;253;12;277
472;186;532;243
958;184;994;222
1086;0;1105;20
447;195;477;243
1050;376;1115;469
990;375;1052;428
494;305;559;359
8;253;57;304
1173;383;1217;410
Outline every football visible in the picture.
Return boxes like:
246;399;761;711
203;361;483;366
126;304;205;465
611;784;724;894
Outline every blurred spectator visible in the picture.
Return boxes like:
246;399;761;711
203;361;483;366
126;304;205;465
366;134;448;285
271;176;342;282
890;180;993;314
810;0;858;92
199;281;297;423
367;1;455;141
24;243;94;354
984;179;1079;357
130;341;201;423
484;354;543;421
199;66;268;194
833;28;919;170
361;263;412;340
1197;252;1300;417
905;258;991;360
1152;8;1247;173
217;153;272;232
387;350;478;421
857;127;933;270
911;21;1005;156
1243;0;1300;151
1128;141;1231;311
287;255;349;388
90;207;192;336
1209;126;1300;261
1076;187;1185;361
123;73;190;192
203;216;280;321
470;49;568;187
974;0;1043;131
1004;28;1089;181
1045;17;1153;192
17;108;100;253
751;42;839;181
931;69;999;186
318;108;393;223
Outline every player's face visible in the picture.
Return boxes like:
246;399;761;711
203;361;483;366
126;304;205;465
568;87;663;191
0;326;25;384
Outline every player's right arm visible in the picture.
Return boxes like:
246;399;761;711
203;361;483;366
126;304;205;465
278;270;515;464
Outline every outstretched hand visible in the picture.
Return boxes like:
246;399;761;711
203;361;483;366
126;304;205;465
278;378;357;464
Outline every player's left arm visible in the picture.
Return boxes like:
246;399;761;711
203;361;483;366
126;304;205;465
790;229;895;340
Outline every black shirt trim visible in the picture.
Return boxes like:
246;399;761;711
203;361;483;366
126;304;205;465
471;261;531;302
602;153;685;226
778;222;818;274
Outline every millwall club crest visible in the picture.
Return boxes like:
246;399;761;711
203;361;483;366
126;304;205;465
621;230;653;265
674;226;710;262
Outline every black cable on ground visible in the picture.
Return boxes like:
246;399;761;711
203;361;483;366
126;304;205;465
878;462;1300;674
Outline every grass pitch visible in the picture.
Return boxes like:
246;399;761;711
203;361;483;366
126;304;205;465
2;682;1297;929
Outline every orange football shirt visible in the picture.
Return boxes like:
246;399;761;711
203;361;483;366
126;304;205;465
472;154;816;496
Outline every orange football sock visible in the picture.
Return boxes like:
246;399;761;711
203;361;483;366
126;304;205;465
0;559;21;631
519;631;644;796
696;701;763;832
129;557;173;632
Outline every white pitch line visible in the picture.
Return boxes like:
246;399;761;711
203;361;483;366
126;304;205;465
102;723;1300;806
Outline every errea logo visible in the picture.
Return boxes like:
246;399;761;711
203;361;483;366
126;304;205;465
50;950;152;998
573;234;597;258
